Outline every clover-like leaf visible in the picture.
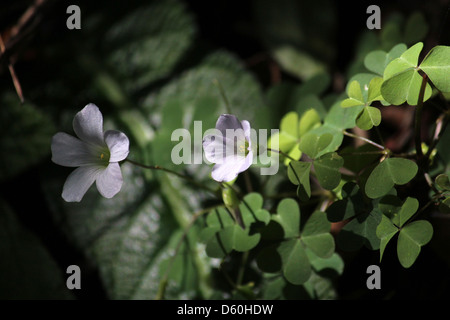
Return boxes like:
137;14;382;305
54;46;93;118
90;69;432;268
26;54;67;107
397;220;433;268
356;106;381;130
278;239;311;285
341;78;383;130
439;197;450;214
341;80;365;108
272;198;301;238
257;205;335;286
270;109;322;165
419;45;450;92
365;158;418;199
376;214;400;262
376;196;419;261
376;195;432;268
287;161;312;200
435;173;450;191
299;132;333;159
327;182;382;251
202;193;269;258
364;43;407;76
381;42;432;105
314;152;344;190
397;197;419;228
301;211;334;258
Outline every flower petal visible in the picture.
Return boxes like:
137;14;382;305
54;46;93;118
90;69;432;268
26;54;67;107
73;103;105;145
241;120;251;144
211;155;247;182
51;132;97;167
203;133;234;164
96;162;123;198
240;150;253;173
216;114;243;135
62;166;102;202
104;130;130;162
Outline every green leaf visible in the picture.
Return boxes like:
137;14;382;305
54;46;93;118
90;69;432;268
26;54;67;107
326;183;365;222
439;197;450;214
337;207;382;251
381;42;432;105
340;144;381;174
0;93;55;182
258;205;335;286
365;158;418;199
341;80;364;108
104;0;196;92
203;193;269;258
287;161;312;200
378;194;403;224
419;45;450;92
314;152;344;190
218;225;261;253
272;198;301;238
301;211;334;258
280;111;300;140
435;173;450;191
398;197;419;228
299;109;321;136
376;215;399;262
299;132;333;159
278;239;311;285
327;183;382;251
307;251;344;275
364;44;407;75
397;220;433;268
356;106;381;130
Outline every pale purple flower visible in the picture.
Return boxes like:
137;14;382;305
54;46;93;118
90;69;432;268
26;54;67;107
202;114;254;182
51;103;129;202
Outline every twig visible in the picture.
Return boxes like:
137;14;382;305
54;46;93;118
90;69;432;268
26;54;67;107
0;35;24;103
125;158;217;195
342;130;385;150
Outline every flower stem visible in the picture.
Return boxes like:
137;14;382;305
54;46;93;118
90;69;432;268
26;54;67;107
125;158;218;195
267;148;296;161
414;74;428;160
342;130;385;150
155;205;222;300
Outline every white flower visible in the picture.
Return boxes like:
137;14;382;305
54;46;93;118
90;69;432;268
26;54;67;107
202;114;254;182
51;103;129;202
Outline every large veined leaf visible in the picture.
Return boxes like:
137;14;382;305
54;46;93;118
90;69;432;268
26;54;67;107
0;93;55;182
42;161;212;299
144;51;272;176
104;0;196;92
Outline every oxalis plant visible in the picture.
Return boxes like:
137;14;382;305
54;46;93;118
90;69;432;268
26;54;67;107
49;41;450;299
